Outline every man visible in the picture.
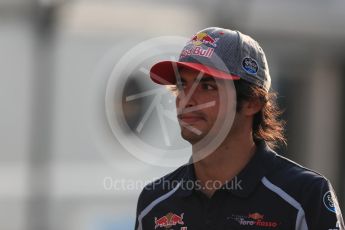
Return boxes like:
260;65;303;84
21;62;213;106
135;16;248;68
134;27;344;230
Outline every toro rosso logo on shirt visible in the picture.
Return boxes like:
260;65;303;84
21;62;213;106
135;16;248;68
229;212;279;228
154;212;185;229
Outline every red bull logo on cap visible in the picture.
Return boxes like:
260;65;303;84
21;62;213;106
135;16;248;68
154;212;185;229
180;46;214;59
180;32;220;59
189;32;219;47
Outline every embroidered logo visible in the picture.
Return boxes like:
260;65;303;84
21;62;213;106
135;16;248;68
323;191;336;213
189;32;219;47
180;32;219;59
228;212;279;228
242;57;259;74
154;212;184;229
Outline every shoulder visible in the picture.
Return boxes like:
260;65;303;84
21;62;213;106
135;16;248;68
263;150;335;211
263;150;344;229
266;152;330;193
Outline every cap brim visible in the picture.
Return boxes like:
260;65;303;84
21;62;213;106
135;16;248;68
150;61;240;85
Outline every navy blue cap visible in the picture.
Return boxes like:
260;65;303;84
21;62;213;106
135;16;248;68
150;27;271;91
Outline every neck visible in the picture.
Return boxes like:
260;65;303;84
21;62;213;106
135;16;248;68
192;131;256;197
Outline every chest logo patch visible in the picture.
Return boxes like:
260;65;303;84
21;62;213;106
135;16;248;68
154;212;185;229
228;212;279;228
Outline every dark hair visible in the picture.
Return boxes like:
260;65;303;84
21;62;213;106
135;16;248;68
234;80;287;150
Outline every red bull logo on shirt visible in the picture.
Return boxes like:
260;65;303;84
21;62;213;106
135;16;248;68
154;212;185;229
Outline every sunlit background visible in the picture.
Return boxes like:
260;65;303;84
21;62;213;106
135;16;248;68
1;0;345;229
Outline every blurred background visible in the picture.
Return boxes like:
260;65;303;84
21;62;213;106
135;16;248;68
1;0;345;229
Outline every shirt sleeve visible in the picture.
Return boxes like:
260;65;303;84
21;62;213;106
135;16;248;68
302;177;344;230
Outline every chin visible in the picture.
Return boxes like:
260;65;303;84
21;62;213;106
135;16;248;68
181;129;206;144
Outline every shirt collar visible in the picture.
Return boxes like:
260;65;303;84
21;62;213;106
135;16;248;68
175;160;196;197
175;140;278;198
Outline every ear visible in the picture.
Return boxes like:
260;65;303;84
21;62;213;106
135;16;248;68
241;98;263;116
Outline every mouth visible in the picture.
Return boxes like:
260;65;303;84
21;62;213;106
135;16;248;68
177;114;205;124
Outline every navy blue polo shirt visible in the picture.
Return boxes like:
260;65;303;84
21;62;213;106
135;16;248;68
134;141;344;230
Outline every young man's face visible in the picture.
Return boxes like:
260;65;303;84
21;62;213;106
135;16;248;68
175;68;236;144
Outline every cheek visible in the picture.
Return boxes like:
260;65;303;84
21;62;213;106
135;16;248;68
212;104;222;119
204;100;221;120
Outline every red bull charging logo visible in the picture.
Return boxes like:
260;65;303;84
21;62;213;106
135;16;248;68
154;212;185;229
180;32;219;59
190;32;219;47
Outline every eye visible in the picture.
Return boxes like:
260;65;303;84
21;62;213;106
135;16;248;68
201;83;217;90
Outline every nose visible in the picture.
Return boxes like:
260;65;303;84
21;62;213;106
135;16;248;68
176;86;197;112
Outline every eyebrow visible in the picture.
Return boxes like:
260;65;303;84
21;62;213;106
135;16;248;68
179;76;216;83
200;77;216;82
